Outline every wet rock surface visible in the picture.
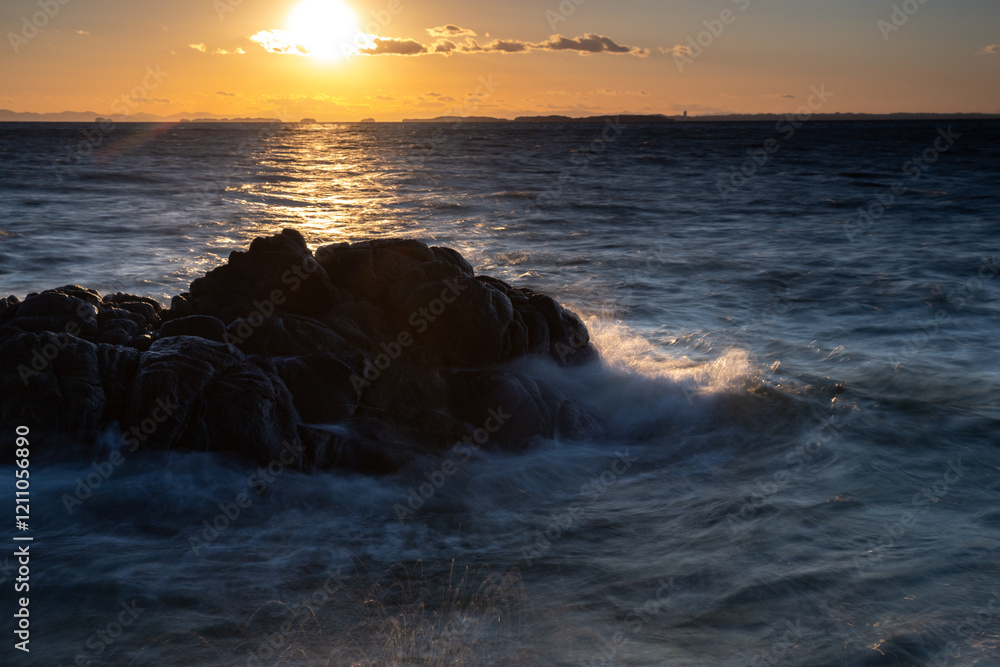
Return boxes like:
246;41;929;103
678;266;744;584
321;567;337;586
0;229;601;472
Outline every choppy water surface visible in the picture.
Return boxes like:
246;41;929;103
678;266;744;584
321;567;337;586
1;120;999;666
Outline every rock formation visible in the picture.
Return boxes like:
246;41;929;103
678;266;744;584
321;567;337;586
0;229;601;473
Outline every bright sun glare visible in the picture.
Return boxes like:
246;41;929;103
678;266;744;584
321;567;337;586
287;0;361;60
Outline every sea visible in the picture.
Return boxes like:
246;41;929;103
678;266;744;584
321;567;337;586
0;119;998;666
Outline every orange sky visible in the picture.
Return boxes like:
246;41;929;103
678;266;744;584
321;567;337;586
2;0;998;120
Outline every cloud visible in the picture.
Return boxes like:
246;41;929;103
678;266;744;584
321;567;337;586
216;91;237;97
250;30;309;55
487;39;531;53
979;43;999;55
416;92;456;103
249;25;649;58
660;45;692;56
432;39;458;53
444;33;647;56
591;89;650;97
450;38;526;53
427;25;476;37
358;37;427;55
189;42;246;55
75;30;89;35
537;33;644;55
764;93;797;99
374;95;395;101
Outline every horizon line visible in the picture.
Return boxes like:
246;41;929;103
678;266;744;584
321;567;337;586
3;110;1000;124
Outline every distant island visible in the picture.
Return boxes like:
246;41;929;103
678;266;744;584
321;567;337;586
515;114;675;123
669;112;1000;122
360;118;376;122
299;117;317;124
179;117;282;123
401;114;676;124
399;112;1000;124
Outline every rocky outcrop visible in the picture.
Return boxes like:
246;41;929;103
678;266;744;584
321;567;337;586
0;229;600;473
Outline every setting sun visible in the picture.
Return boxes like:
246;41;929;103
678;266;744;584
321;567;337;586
287;0;362;60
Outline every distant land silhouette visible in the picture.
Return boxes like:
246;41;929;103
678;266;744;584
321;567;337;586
401;113;1000;123
402;114;676;123
1;109;998;123
179;117;283;123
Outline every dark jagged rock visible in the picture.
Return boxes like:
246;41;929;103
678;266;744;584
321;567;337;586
180;228;341;321
103;292;162;325
8;290;100;340
447;370;601;450
0;331;106;435
159;315;227;343
0;295;20;327
0;229;601;472
265;353;362;424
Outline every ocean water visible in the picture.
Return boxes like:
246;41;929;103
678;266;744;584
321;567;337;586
1;119;999;666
